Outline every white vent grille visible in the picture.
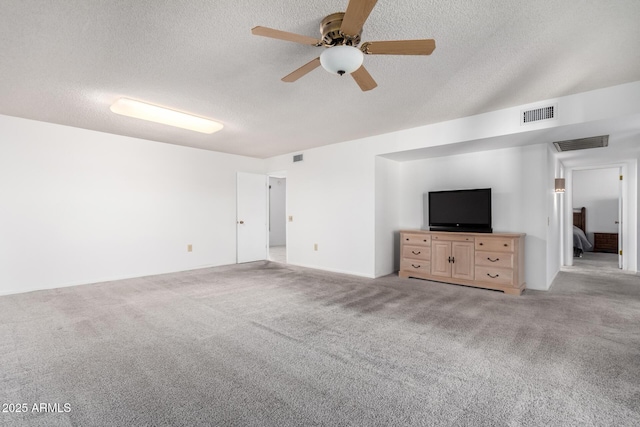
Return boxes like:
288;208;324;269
521;104;557;125
293;154;303;162
553;135;609;152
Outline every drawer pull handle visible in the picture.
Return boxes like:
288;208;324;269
487;257;500;262
405;238;409;241
411;251;421;255
504;243;508;247
487;273;499;278
479;242;483;246
423;239;427;242
411;264;421;268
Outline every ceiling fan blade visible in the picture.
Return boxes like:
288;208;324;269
281;58;321;82
251;26;321;46
340;0;378;37
362;39;436;55
351;65;377;91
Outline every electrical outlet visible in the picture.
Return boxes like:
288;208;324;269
314;243;318;251
187;244;192;252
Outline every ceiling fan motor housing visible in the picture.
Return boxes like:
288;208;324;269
321;12;361;46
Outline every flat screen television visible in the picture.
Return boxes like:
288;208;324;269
427;188;492;233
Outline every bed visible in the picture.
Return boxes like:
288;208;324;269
573;207;592;257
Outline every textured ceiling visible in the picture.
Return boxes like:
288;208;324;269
0;0;639;158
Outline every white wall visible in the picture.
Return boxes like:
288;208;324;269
0;115;264;295
4;82;637;295
546;146;564;285
573;168;620;245
624;161;638;271
636;158;640;271
269;177;286;246
374;156;401;277
266;82;640;281
266;141;377;277
397;144;549;290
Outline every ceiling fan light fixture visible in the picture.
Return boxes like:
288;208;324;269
320;45;364;76
110;98;223;134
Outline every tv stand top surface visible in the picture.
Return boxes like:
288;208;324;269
410;229;526;238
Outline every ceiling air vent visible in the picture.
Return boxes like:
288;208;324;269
553;135;609;152
293;154;304;162
521;104;556;125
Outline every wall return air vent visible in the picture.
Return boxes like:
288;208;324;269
553;135;609;152
521;104;557;125
293;154;304;162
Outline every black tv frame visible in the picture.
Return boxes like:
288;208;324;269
428;188;492;233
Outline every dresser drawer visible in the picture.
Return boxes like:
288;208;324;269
475;237;515;252
475;266;514;286
402;233;431;246
475;251;514;269
402;245;430;260
401;259;430;275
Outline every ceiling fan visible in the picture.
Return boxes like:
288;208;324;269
251;0;436;91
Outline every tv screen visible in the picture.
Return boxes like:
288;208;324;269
427;188;492;233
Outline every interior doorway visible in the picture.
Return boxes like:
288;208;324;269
268;174;287;263
571;167;621;271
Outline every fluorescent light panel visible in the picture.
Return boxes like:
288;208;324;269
110;98;223;134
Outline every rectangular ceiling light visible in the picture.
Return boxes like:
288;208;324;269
110;98;223;134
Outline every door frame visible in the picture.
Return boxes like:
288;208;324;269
267;171;288;263
617;168;623;268
563;164;627;269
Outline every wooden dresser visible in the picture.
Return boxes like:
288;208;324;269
399;230;526;295
593;232;618;254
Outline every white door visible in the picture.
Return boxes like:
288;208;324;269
237;172;267;263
